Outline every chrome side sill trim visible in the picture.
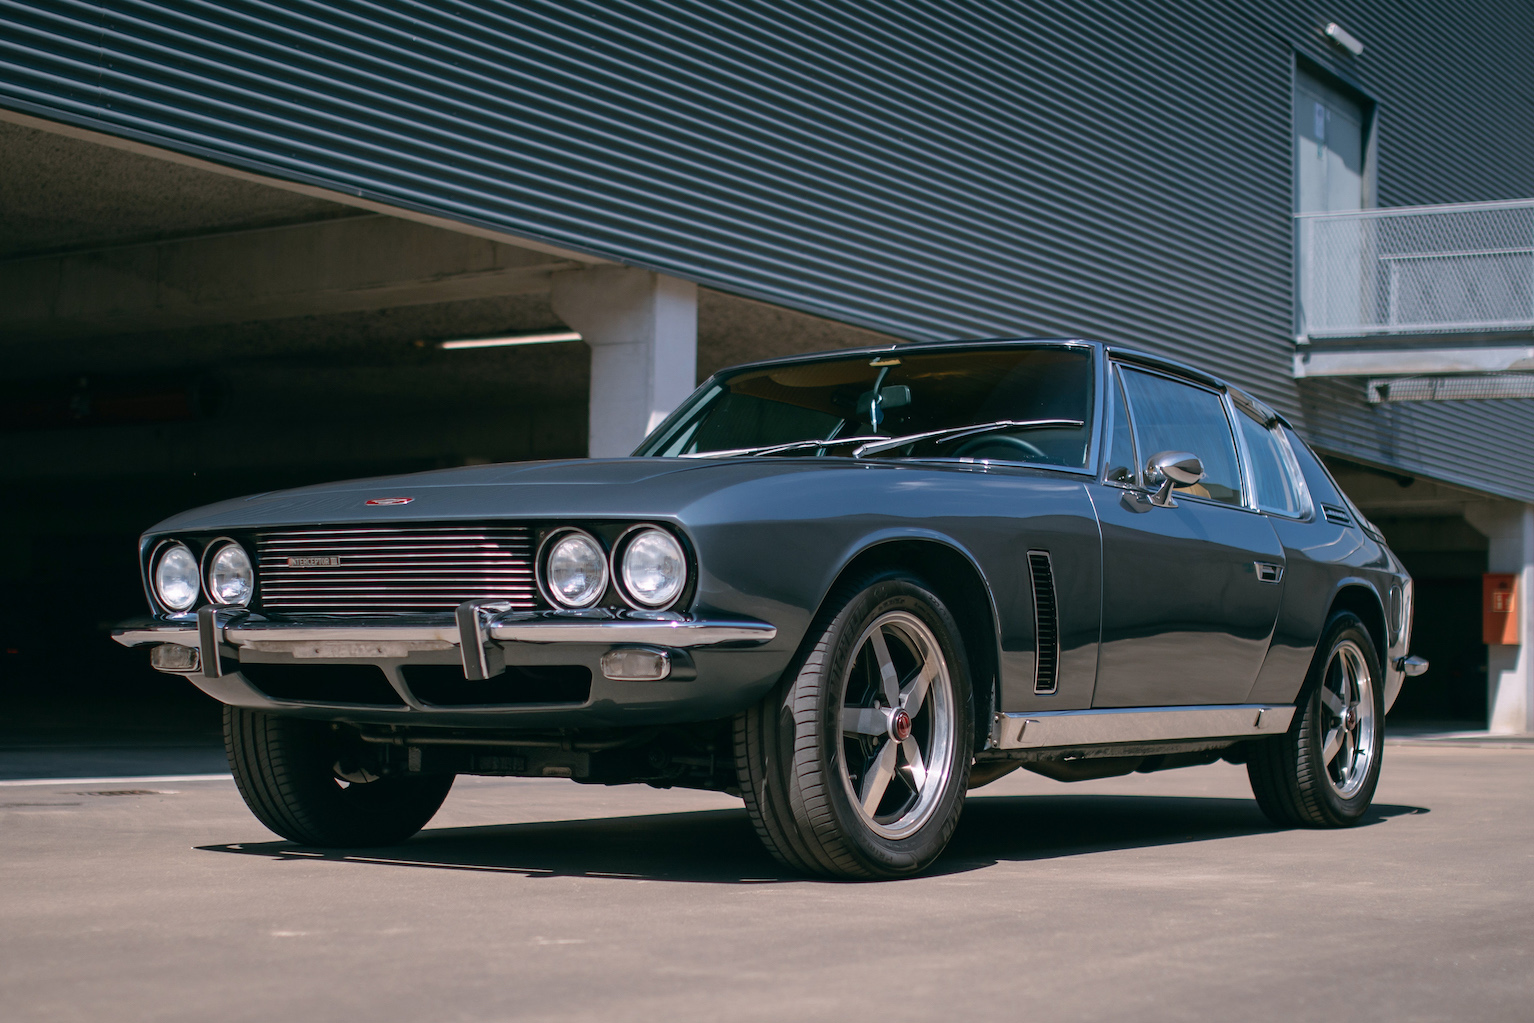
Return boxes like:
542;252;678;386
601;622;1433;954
113;611;778;651
990;704;1296;750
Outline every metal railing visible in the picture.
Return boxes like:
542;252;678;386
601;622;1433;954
1296;199;1534;342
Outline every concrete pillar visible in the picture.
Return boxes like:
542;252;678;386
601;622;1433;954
1464;503;1534;734
549;267;698;458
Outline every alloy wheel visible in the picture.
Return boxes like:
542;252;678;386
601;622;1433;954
1318;638;1376;799
837;610;956;840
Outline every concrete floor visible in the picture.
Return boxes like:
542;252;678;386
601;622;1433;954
3;744;1531;1022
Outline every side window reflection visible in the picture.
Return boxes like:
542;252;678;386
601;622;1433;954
1118;369;1244;506
1237;410;1306;516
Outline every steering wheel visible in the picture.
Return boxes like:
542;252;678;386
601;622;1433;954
951;434;1047;461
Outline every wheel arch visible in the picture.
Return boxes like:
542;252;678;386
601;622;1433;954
1326;580;1388;676
813;534;1002;753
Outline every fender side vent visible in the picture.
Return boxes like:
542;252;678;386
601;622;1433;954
1321;502;1353;527
1028;550;1059;695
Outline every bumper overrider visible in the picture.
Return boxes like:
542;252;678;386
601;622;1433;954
113;601;781;725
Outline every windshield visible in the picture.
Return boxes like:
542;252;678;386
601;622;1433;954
637;345;1095;467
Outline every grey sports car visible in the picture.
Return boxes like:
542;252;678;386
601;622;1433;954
114;339;1426;879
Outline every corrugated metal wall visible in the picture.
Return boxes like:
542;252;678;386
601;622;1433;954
3;1;1533;497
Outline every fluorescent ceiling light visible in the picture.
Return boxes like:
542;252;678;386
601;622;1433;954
437;330;582;350
1324;22;1364;56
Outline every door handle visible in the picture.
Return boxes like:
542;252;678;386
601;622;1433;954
1254;562;1283;584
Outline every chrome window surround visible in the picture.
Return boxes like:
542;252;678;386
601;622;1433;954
1099;363;1141;490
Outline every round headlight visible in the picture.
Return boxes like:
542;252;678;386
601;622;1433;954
544;531;608;608
153;542;200;612
620;528;687;609
206;542;254;606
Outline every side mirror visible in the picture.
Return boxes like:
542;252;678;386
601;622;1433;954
1145;450;1205;507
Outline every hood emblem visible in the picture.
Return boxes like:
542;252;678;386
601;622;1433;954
287;556;341;568
365;497;414;506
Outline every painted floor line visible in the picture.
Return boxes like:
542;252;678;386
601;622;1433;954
0;773;233;787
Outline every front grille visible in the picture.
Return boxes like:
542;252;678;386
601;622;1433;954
254;525;538;615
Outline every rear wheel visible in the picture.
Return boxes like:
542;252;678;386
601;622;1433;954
225;706;454;846
1247;612;1383;827
735;575;973;879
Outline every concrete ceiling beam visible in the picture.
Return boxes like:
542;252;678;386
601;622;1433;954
1294;343;1534;378
0;214;586;340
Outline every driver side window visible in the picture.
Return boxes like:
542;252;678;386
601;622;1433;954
1119;368;1244;506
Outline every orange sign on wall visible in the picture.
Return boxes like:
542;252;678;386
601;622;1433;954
1483;574;1519;645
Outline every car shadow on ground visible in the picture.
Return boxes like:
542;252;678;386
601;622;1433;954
940;795;1426;874
198;794;1429;884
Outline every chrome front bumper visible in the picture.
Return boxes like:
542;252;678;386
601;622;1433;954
114;603;778;681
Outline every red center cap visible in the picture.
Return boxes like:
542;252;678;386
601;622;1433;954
891;709;913;742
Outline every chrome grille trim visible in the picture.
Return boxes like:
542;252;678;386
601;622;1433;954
255;525;539;615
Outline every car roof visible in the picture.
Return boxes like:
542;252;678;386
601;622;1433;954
709;336;1283;424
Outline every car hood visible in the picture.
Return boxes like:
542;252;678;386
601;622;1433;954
145;457;900;533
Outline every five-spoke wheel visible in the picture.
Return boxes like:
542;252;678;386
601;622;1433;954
838;611;956;840
735;575;973;879
1317;638;1376;800
1248;612;1384;827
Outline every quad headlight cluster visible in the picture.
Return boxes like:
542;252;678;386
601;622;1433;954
149;538;254;612
538;525;689;611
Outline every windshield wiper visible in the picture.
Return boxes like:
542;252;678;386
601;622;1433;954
679;435;888;459
680;418;1082;459
852;418;1083;457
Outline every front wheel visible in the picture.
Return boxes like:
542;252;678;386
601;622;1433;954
735;575;974;879
225;706;454;846
1247;612;1384;827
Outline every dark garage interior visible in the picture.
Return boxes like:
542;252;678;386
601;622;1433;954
0;118;894;742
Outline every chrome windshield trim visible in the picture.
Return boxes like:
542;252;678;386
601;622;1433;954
113;611;777;651
990;704;1297;749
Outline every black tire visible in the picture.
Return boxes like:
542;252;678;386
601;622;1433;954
224;706;454;846
735;574;974;879
1247;612;1384;828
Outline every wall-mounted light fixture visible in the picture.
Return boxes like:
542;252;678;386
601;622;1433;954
1324;22;1364;57
437;330;582;350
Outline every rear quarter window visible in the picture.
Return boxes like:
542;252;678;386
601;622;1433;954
1237;412;1308;516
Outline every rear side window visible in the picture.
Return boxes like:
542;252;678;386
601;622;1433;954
1119;368;1243;506
1236;410;1307;516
